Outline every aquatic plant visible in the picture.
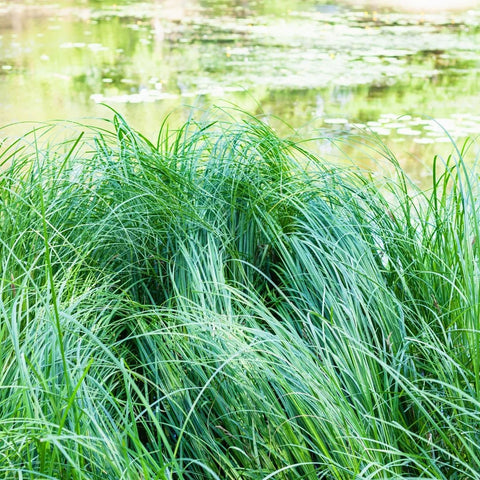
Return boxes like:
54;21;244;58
0;113;479;479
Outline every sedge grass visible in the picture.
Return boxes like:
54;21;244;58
0;111;479;479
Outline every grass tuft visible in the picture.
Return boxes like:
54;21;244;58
0;111;479;479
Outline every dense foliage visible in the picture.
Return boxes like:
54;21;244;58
0;113;479;479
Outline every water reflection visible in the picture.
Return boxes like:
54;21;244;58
341;0;480;12
0;0;479;179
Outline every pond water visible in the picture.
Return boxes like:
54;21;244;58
1;0;480;178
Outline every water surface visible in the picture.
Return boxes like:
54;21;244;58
1;0;479;177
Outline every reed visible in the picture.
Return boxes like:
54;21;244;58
0;112;478;479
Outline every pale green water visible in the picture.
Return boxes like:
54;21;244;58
1;0;479;176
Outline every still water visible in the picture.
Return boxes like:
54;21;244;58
1;0;480;177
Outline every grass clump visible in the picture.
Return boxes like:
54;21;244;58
0;112;479;479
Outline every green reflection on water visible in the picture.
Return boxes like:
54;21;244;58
0;0;479;178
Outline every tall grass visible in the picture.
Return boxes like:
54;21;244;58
0;112;479;479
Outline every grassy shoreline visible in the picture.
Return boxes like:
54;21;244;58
0;113;479;479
